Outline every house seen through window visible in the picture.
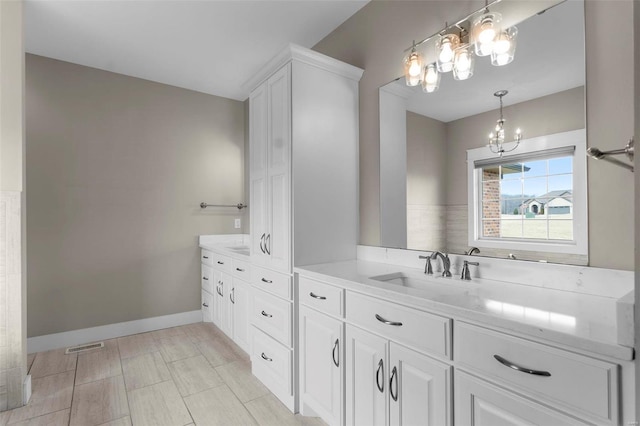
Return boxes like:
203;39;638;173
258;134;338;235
481;156;573;241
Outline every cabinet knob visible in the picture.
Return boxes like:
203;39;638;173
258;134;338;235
261;352;273;362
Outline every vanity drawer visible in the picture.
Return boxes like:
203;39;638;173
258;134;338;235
299;276;343;318
251;266;292;300
346;291;451;359
201;249;213;266
252;328;292;400
455;322;618;423
210;253;232;273
232;258;251;280
252;288;292;347
201;264;213;294
201;289;213;323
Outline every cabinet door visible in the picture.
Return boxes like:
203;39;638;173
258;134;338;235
212;270;223;327
219;272;233;337
389;342;452;426
266;64;291;272
232;278;251;354
345;325;388;426
201;289;213;323
250;83;269;263
455;371;587;426
300;306;343;426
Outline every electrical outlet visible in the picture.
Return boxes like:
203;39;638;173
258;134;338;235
234;218;241;229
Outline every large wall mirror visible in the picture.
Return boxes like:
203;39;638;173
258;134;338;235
379;0;587;264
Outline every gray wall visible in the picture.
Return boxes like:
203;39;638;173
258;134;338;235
314;0;636;270
634;1;639;420
26;54;246;337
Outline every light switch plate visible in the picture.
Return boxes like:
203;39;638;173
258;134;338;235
234;218;241;229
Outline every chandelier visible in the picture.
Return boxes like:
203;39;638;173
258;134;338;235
488;90;521;156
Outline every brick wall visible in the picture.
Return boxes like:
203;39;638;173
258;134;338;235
482;169;501;237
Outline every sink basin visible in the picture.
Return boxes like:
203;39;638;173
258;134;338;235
225;246;250;256
369;272;477;296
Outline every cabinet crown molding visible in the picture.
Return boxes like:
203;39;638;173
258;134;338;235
242;43;364;94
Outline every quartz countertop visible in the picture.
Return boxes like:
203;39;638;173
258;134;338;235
199;234;250;258
295;259;634;361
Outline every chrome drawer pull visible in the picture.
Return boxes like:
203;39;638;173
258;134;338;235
202;303;209;308
493;355;551;377
332;338;340;367
236;267;245;272
376;359;384;393
310;292;326;300
261;353;273;362
230;288;235;304
203;256;209;259
390;366;398;401
261;278;273;283
202;277;208;280
375;314;403;326
217;261;224;265
261;310;273;318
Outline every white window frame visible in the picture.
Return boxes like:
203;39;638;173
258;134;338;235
467;129;588;255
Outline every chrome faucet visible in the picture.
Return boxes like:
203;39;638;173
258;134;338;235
466;247;480;256
418;254;434;275
431;251;452;277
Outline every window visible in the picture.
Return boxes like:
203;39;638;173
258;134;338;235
467;129;587;255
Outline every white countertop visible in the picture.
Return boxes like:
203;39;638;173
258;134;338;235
295;259;634;361
199;234;250;259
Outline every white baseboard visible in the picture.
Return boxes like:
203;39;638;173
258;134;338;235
28;310;202;353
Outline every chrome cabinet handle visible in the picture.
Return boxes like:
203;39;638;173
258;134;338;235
236;267;245;272
261;310;272;318
261;278;273;283
202;277;208;280
376;359;384;393
309;292;326;300
261;353;272;362
375;314;403;327
217;286;223;297
202;303;209;308
202;256;209;259
265;234;271;255
332;338;340;367
260;233;266;254
217;261;224;265
230;288;235;304
493;355;551;377
390;366;398;401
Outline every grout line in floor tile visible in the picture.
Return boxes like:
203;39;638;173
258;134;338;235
116;340;132;424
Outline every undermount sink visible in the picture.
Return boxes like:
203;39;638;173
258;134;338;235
225;246;250;256
369;272;477;296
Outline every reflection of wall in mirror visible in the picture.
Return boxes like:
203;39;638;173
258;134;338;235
403;86;585;263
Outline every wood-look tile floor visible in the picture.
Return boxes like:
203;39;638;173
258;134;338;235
1;323;326;426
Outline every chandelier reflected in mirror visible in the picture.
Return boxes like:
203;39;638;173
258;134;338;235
488;90;521;156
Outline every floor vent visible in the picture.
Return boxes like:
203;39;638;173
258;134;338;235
65;342;104;354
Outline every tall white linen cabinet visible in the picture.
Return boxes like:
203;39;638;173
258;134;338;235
244;44;363;411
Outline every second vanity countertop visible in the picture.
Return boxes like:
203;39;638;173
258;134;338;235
295;259;634;361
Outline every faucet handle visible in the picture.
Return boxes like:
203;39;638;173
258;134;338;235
461;260;479;280
418;254;434;275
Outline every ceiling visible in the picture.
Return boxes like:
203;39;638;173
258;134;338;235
389;0;585;123
25;0;368;101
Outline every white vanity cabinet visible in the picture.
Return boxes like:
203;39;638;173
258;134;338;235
200;250;214;322
345;324;452;426
246;44;363;412
454;322;620;426
344;290;453;426
298;276;346;426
